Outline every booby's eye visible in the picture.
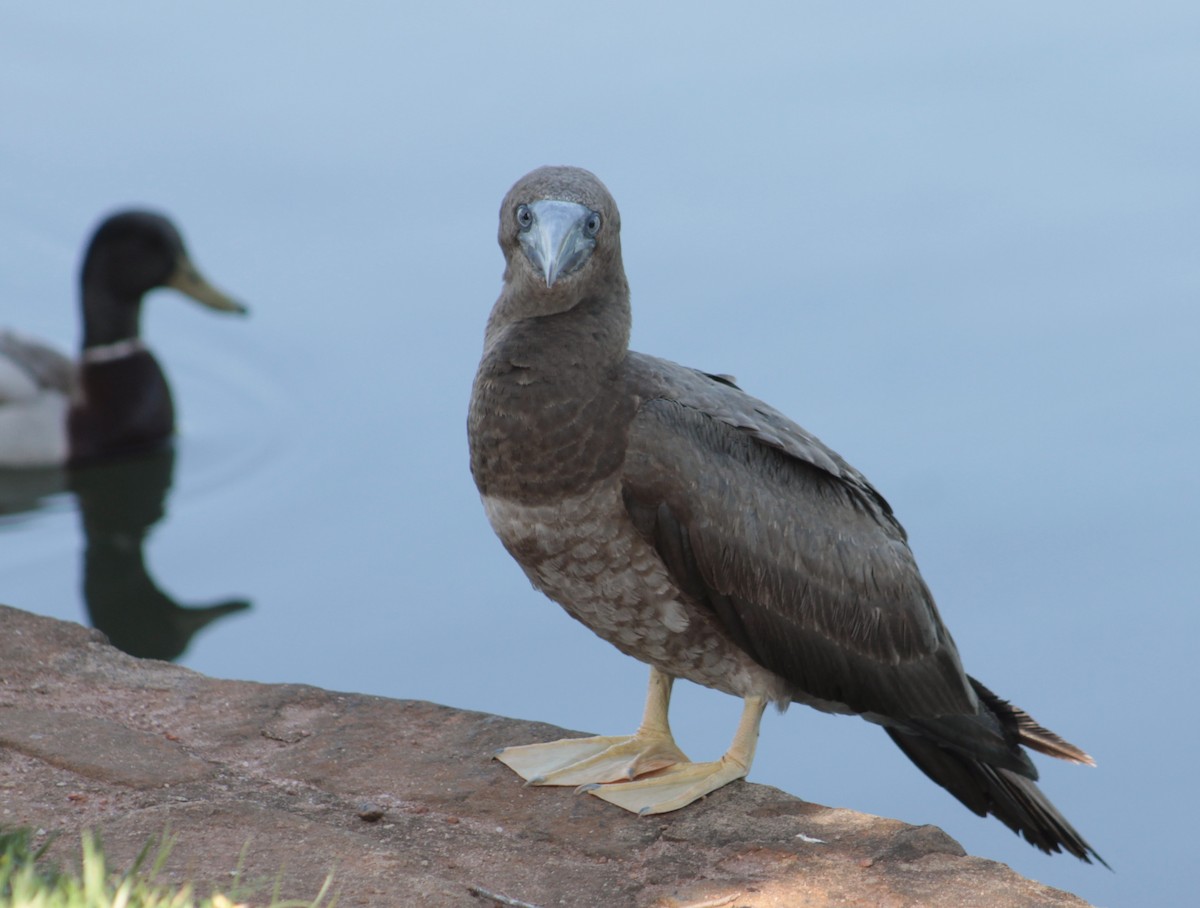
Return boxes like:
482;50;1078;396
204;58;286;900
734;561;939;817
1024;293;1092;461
516;205;533;230
584;212;602;237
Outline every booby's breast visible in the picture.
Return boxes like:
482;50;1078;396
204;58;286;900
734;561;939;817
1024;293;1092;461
482;479;787;703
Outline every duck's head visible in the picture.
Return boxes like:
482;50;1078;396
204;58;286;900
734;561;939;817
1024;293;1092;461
79;210;247;347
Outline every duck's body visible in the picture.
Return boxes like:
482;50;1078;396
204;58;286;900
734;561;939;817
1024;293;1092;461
0;211;246;468
0;330;75;465
469;166;1103;864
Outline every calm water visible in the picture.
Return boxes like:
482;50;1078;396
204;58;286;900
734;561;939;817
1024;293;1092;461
3;6;1198;907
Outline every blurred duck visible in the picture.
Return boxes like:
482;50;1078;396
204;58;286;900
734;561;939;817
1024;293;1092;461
0;211;247;467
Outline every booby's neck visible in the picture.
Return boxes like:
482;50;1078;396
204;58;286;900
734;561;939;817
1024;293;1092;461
484;280;631;357
469;293;636;502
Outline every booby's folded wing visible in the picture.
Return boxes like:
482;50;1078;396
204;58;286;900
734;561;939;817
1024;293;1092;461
621;360;977;721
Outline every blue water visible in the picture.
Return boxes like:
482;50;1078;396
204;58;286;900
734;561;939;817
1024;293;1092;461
3;6;1199;906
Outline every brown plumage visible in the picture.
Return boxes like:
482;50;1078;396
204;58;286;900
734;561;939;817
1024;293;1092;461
468;165;1103;864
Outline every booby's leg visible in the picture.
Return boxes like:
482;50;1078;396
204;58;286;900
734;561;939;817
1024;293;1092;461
583;692;768;815
495;667;691;786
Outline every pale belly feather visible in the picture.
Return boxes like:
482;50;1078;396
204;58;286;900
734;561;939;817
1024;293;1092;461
482;481;787;702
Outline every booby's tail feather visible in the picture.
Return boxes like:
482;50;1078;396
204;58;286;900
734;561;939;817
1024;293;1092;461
885;682;1106;866
970;678;1096;766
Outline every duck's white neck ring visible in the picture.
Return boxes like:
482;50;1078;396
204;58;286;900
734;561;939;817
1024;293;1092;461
81;337;147;365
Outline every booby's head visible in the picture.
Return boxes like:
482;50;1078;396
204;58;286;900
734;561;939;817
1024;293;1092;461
498;166;624;305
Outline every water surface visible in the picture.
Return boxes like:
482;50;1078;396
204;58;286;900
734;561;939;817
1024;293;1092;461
2;6;1197;907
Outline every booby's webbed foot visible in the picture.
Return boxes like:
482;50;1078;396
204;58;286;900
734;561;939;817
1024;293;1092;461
495;729;689;787
581;752;751;815
495;669;769;816
582;691;767;815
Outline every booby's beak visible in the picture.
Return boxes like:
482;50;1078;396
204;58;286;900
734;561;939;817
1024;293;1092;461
166;255;248;315
519;200;596;287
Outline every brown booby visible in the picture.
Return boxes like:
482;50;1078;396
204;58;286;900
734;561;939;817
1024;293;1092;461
468;165;1102;863
0;211;246;467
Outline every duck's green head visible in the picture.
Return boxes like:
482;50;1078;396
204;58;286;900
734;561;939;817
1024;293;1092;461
80;210;246;345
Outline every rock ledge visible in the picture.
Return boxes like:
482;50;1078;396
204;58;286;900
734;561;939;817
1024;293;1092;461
0;605;1091;907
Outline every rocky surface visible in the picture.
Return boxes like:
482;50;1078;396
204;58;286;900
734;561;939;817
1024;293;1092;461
0;604;1092;907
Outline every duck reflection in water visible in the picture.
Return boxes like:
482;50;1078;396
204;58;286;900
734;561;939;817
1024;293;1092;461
67;446;250;660
0;208;251;658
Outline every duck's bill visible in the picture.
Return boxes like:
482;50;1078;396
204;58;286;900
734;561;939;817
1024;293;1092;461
167;256;248;315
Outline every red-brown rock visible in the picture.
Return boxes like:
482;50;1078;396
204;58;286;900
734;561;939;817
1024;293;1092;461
0;605;1092;907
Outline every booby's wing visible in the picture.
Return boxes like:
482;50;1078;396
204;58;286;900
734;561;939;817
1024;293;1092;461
622;353;977;721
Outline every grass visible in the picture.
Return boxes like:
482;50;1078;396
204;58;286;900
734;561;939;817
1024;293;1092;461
0;826;334;908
